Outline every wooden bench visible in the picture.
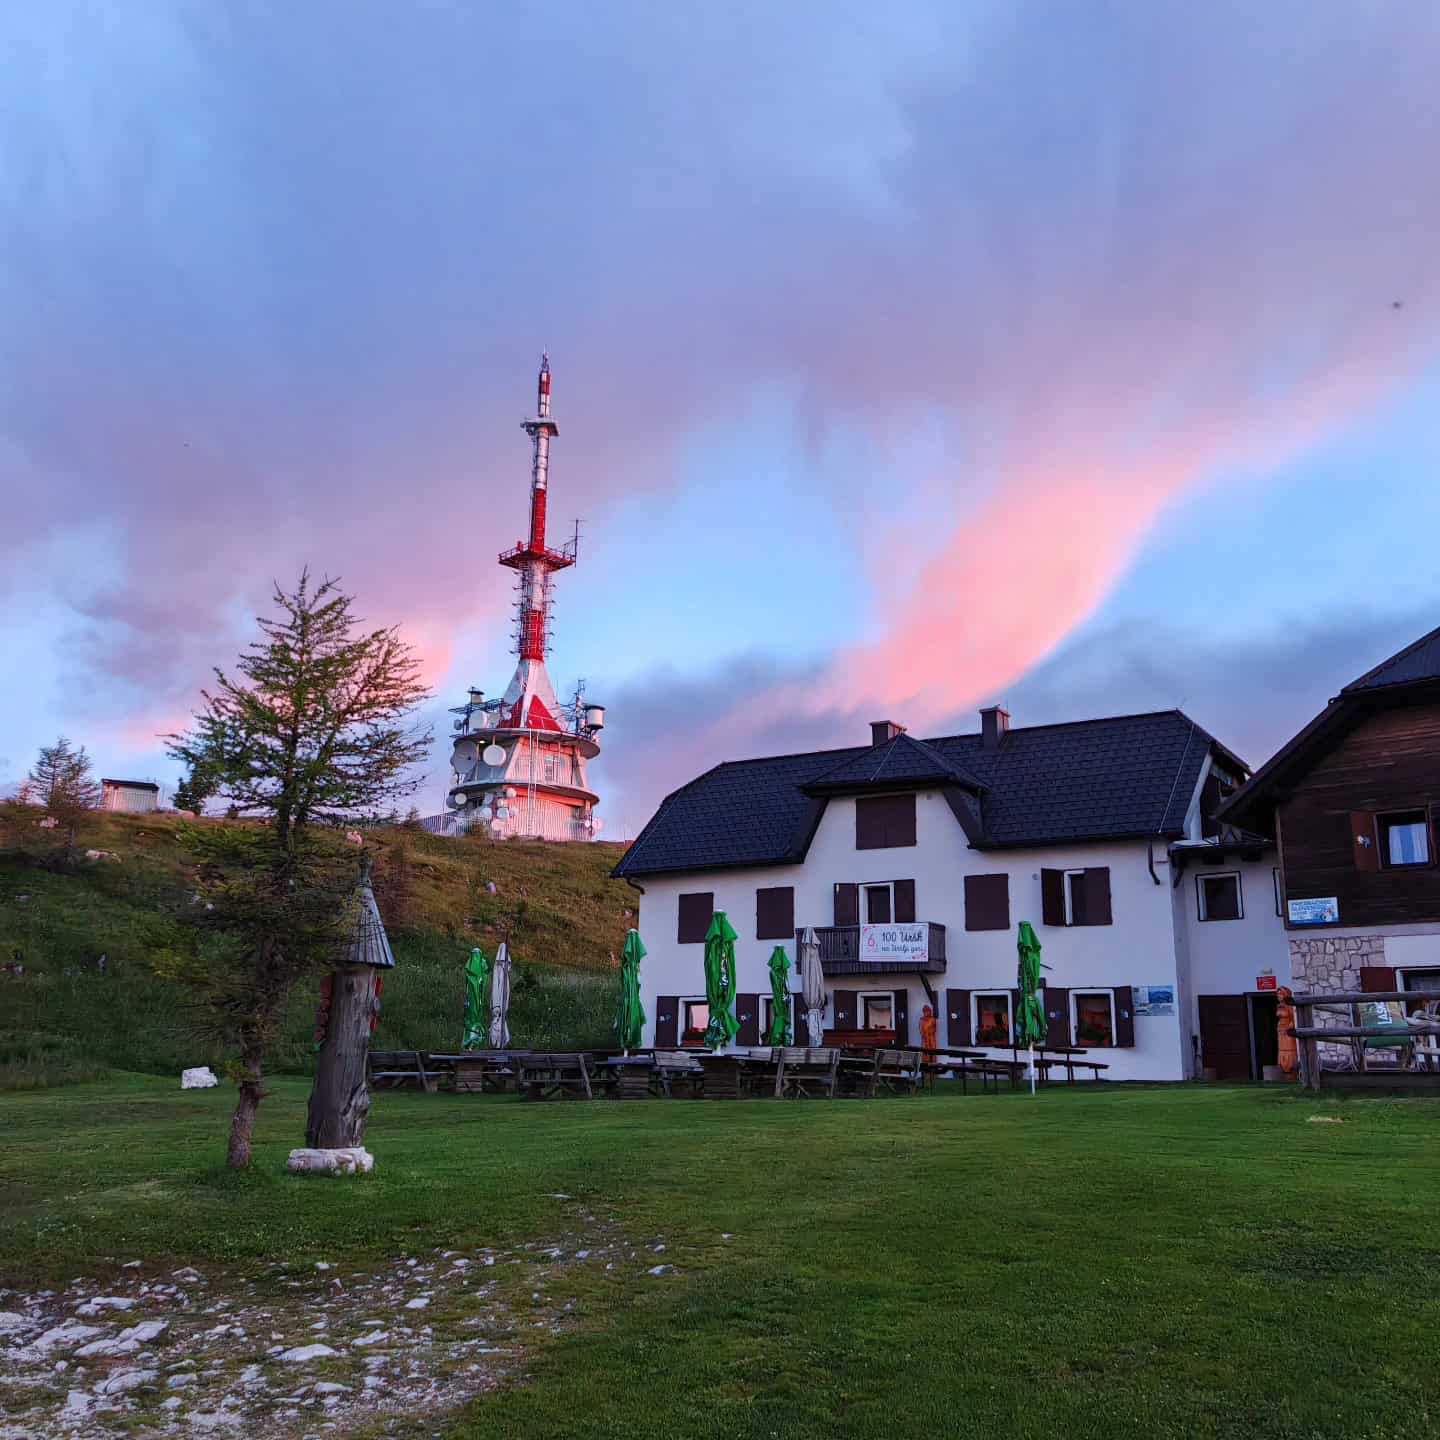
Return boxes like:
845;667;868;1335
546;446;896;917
863;1048;923;1097
518;1052;594;1100
775;1047;840;1098
367;1050;449;1093
1036;1056;1109;1083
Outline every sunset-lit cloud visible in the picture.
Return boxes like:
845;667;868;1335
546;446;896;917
3;2;1439;820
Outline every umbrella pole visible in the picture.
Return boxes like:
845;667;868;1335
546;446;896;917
1029;1042;1036;1097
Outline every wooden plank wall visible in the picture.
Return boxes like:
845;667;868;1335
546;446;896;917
1278;700;1440;929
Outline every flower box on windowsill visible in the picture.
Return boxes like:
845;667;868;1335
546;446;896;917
976;1026;1011;1046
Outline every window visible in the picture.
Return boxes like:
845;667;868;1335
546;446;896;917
1072;991;1115;1048
855;793;916;850
1197;872;1243;922
1380;810;1431;868
964;873;1010;931
543;750;558;783
836;880;916;925
1043;867;1112;926
972;991;1012;1046
860;993;893;1030
677;892;714;944
755;886;794;940
760;995;793;1043
680;999;710;1046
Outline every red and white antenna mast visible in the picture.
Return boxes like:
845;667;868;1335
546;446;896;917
499;354;574;661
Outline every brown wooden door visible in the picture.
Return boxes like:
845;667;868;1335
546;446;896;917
1198;994;1251;1080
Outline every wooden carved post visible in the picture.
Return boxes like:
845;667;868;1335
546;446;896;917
306;859;395;1150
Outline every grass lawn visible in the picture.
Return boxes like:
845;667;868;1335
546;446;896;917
3;1078;1438;1438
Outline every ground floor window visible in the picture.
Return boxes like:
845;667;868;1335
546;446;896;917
680;998;710;1046
1072;991;1116;1047
1400;969;1440;1016
860;993;893;1030
759;996;793;1043
973;991;1012;1046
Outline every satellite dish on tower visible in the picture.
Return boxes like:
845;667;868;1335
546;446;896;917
482;744;506;768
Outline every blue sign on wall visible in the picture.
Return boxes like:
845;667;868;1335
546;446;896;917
1287;896;1339;926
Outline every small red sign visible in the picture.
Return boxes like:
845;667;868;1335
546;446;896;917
1256;975;1278;991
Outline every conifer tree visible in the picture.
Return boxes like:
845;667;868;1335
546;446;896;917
28;736;100;861
166;572;430;1167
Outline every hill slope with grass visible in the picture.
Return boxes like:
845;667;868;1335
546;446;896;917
0;804;633;1087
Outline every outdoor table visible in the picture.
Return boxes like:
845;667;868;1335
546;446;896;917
429;1051;527;1094
596;1055;655;1099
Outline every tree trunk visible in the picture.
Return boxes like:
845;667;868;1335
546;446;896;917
306;965;375;1149
227;1057;264;1168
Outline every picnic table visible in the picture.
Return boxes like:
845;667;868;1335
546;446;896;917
367;1049;452;1093
596;1054;655;1099
429;1051;527;1094
1009;1046;1110;1083
518;1052;595;1100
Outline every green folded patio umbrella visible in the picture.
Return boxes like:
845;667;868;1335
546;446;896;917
1015;921;1047;1097
615;928;647;1053
765;945;793;1046
702;911;741;1051
462;946;489;1052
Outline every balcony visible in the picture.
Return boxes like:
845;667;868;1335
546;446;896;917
795;923;947;976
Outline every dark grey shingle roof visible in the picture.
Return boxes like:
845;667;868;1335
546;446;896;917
613;710;1220;878
802;732;983;793
1342;622;1440;693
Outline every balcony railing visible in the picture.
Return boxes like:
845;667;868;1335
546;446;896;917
795;923;947;975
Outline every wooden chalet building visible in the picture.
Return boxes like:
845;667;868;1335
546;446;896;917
614;707;1290;1082
1221;623;1440;1001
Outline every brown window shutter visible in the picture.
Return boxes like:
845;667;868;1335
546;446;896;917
755;886;794;940
1083;867;1113;926
677;892;714;944
888;793;916;847
1042;986;1070;1047
1041;869;1066;926
855;794;916;850
892;988;909;1043
833;988;858;1029
654;996;680;1048
1359;966;1397;992
736;993;760;1047
1114;985;1136;1047
893;879;916;923
834;882;859;927
964;873;1010;931
946;988;971;1046
1350;811;1379;873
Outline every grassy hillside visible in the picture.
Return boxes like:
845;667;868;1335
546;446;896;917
0;804;633;1088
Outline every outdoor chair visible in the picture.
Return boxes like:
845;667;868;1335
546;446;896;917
864;1048;923;1097
775;1047;839;1098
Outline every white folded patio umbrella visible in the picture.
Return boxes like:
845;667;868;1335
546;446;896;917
801;927;826;1048
487;941;512;1048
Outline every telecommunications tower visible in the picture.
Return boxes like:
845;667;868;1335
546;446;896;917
445;356;605;839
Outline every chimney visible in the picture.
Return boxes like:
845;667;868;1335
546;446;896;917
980;705;1010;750
870;720;905;747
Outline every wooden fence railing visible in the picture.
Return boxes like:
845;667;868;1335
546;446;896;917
1288;988;1440;1092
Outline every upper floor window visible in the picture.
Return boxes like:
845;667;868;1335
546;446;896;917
855;793;916;850
1041;867;1113;927
1380;810;1430;868
1197;872;1243;922
755;886;795;940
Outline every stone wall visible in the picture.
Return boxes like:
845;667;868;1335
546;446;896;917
1288;935;1389;1068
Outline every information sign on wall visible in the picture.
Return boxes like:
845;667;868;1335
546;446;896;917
1287;897;1339;926
860;922;928;964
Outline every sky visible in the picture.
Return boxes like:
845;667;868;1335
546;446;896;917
3;1;1440;839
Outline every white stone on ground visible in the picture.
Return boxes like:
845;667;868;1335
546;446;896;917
95;1367;157;1395
403;1297;429;1310
647;1265;673;1276
0;1312;33;1332
286;1148;374;1176
60;1390;93;1418
181;1066;219;1089
352;1330;388;1347
278;1344;337;1363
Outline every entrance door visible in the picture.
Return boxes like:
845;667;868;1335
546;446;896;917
1198;994;1251;1080
1249;993;1279;1075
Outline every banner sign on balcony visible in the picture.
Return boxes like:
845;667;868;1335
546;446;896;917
860;922;928;964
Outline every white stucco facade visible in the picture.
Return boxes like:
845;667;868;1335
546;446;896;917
629;788;1290;1081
